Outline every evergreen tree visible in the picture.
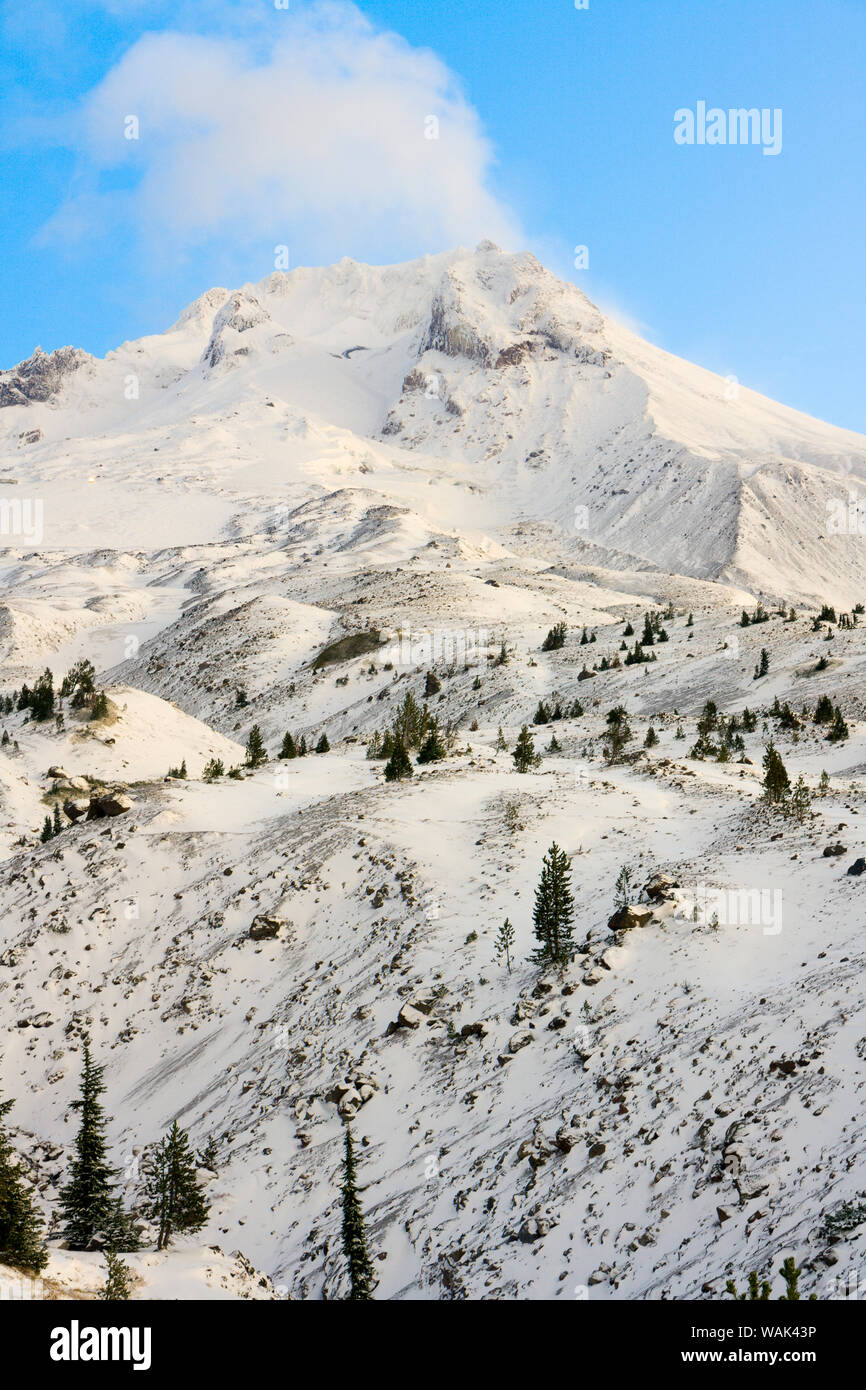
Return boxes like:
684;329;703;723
424;671;442;697
827;707;849;742
753;648;770;679
0;1095;48;1272
297;735;308;756
384;740;413;782
392;691;427;749
40;815;54;844
417;719;446;764
142;1120;210;1252
813;694;834;725
315;733;330;753
494;726;508;752
90;691;110;721
762;740;790;806
512;725;540;773
203;757;224;781
59;1039;125;1251
197;1137;219;1171
244;725;268;768
280;731;297;759
541;622;567;652
52;803;63;835
790;775;811;823
340;1127;374;1300
99;1248;132;1300
644;726;659;748
494;918;515;974
614;865;634;909
532;843;576;966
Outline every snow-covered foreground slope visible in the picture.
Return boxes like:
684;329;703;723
1;600;865;1299
0;245;864;1301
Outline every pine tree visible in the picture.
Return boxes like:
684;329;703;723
494;726;508;752
827;707;849;742
40;815;54;844
315;733;330;753
59;1039;125;1251
297;734;308;756
52;803;63;835
203;757;224;781
494;918;515;974
340;1127;374;1300
762;740;790;805
142;1120;210;1252
753;648;770;679
197;1137;219;1171
244;725;268;767
0;1095;48;1272
541;622;567;652
614;865;634;909
513;725;540;773
644;726;659;748
384;739;413;781
424;671;441;697
280;731;297;759
789;775;811;823
814;694;834;725
417;719;446;764
532;843;575;966
99;1248;132;1300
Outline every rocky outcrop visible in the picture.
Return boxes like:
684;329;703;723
0;346;92;407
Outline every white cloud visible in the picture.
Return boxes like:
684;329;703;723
40;1;521;263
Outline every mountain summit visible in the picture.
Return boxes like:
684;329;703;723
1;242;864;600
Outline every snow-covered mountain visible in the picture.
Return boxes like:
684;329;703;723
1;245;865;1301
2;241;864;601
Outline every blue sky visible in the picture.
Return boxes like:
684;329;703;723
1;0;863;430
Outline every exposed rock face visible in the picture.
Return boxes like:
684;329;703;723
201;291;278;370
0;346;92;407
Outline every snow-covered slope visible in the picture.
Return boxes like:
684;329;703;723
1;245;864;1302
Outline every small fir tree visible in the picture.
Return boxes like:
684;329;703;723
59;1039;125;1251
142;1120;210;1252
99;1248;132;1300
340;1127;374;1300
244;725;268;768
494;917;515;973
532;843;576;966
512;725;540;773
0;1095;48;1272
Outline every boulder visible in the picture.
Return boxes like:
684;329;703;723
645;872;679;901
63;798;90;822
508;1029;534;1054
607;904;654;934
47;765;68;779
88;791;132;819
248;914;288;941
847;858;866;877
460;1020;489;1040
386;1003;426;1034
